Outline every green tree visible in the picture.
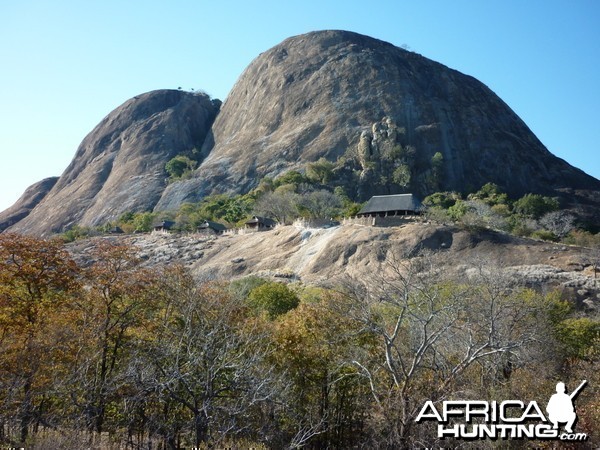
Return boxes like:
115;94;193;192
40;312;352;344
447;199;469;220
422;191;460;209
273;170;307;188
334;186;363;217
306;158;335;184
184;194;255;226
430;151;444;188
272;297;370;448
222;195;254;224
61;224;94;242
555;318;600;360
431;151;444;170
468;182;509;206
119;211;135;223
513;193;559;219
392;164;411;188
132;211;156;232
165;155;197;180
247;282;300;319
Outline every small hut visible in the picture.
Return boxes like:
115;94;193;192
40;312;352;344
357;194;422;217
108;226;124;234
245;216;277;231
152;220;176;233
197;220;227;235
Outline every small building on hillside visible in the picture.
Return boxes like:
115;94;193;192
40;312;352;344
357;194;422;217
153;220;176;232
245;216;277;231
197;220;227;235
108;226;124;234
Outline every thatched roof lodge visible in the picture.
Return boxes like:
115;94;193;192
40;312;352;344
245;216;277;231
357;194;422;217
198;220;227;235
152;220;176;232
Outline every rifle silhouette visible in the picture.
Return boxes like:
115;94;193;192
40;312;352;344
569;380;587;400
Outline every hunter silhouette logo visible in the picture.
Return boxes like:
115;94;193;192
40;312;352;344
415;380;589;442
546;380;586;434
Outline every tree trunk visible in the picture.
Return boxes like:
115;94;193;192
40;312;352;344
194;411;208;447
20;382;31;443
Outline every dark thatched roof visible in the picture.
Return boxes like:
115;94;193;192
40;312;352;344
245;216;277;227
198;220;227;232
358;194;421;215
153;220;176;229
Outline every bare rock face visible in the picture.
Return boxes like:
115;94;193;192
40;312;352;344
0;177;58;232
8;90;219;236
157;30;600;213
4;30;600;234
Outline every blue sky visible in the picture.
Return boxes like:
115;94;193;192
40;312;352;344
1;0;599;212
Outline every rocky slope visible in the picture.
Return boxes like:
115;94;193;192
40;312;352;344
4;30;600;235
68;221;600;310
0;177;58;232
7;90;219;236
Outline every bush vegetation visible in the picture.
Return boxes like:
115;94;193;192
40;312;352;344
165;155;197;180
59;168;365;242
0;233;598;448
421;182;592;243
247;281;300;319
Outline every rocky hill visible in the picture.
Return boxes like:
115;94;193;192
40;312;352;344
7;90;219;236
4;30;600;236
0;177;58;232
157;30;600;211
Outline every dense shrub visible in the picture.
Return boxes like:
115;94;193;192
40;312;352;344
555;317;600;359
513;193;559;219
165;155;197;180
247;281;300;319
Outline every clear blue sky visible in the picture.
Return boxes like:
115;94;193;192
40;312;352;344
1;0;599;212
